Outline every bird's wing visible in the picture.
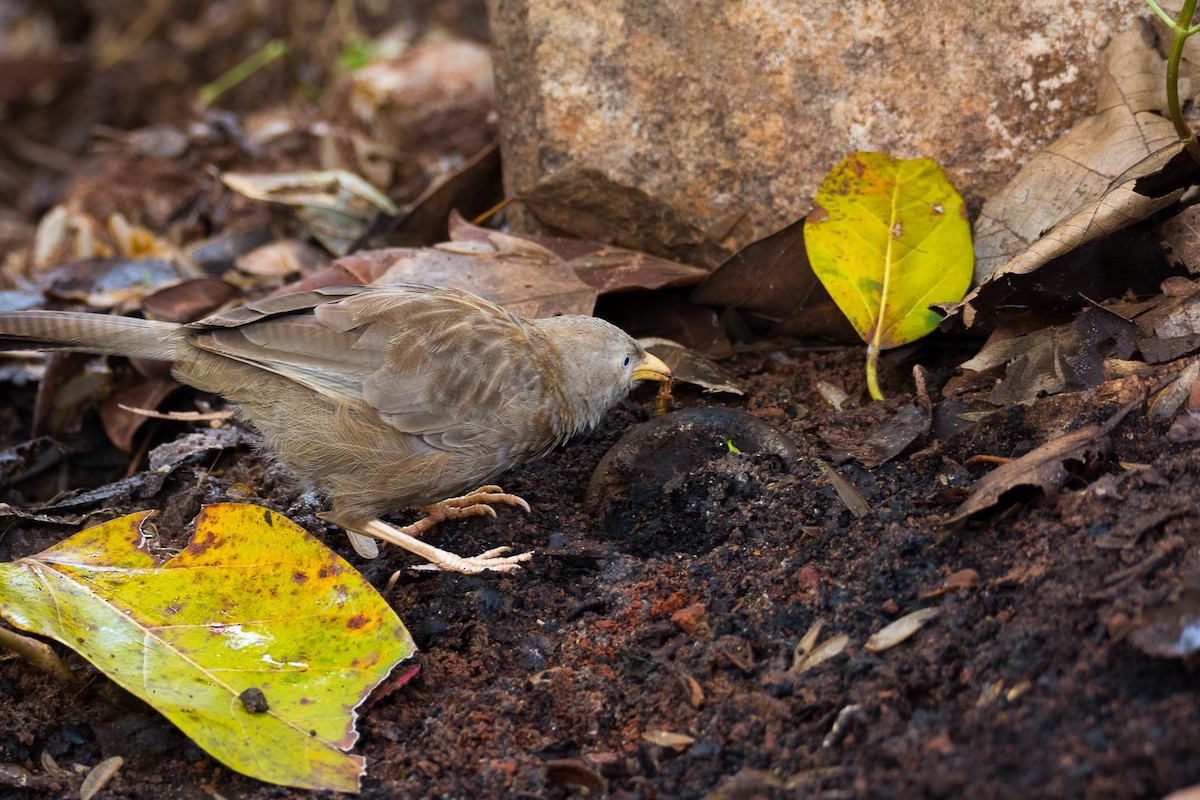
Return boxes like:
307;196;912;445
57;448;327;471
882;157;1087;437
187;285;560;452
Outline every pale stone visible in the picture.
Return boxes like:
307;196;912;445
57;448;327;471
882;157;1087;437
489;0;1155;266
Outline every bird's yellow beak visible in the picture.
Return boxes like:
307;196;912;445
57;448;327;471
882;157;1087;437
632;352;672;382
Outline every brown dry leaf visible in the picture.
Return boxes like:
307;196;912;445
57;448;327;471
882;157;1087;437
348;37;495;159
692;218;856;340
79;757;123;800
100;377;180;452
864;608;939;653
949;398;1139;522
1163;784;1200;800
363;144;501;247
221;170;398;257
32;352;111;436
951;425;1109;521
1159;202;1200;275
971;23;1180;286
379;238;596;319
835;373;932;467
957;23;1192;329
36;257;180;309
281;234;597;319
1149;359;1200;422
186;226;277;275
956;306;1138;406
141;278;238;323
600;289;730;355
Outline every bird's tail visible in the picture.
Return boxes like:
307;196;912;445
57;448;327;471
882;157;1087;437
0;311;183;361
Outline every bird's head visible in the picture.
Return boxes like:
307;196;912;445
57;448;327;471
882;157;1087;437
533;315;671;433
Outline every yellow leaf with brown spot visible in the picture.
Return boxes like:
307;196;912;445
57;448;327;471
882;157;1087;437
804;152;973;399
0;503;413;793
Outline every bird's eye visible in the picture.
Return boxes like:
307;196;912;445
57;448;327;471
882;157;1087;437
622;355;632;368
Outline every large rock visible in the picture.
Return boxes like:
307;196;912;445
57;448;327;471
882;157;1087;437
488;0;1155;267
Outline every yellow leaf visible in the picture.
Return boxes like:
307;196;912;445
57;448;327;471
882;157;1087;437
0;504;414;793
804;152;973;399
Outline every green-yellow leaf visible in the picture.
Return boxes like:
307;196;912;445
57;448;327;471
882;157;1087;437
804;152;973;399
0;503;414;793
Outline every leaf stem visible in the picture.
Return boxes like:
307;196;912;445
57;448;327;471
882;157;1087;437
866;343;884;401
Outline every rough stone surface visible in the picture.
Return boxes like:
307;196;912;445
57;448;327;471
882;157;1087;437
489;0;1156;266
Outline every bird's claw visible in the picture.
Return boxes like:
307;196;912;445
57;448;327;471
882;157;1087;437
422;486;532;521
407;546;534;574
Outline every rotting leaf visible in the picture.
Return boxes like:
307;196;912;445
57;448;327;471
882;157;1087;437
854;403;929;467
0;503;414;793
864;608;939;653
804;152;973;399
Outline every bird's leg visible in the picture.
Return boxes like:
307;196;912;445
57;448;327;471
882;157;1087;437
319;485;533;574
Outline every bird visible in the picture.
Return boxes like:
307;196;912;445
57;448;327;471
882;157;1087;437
0;284;672;573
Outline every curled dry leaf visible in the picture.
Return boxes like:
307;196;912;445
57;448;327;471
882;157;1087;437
950;397;1139;522
950;424;1110;522
817;380;850;411
1149;359;1200;422
222;170;398;256
545;759;607;793
864;608;939;653
236;239;329;279
957;23;1190;329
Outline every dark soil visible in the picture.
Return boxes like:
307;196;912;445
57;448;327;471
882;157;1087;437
4;348;1200;800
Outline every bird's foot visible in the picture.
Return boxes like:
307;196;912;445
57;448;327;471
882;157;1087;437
323;494;533;576
418;485;531;526
409;545;532;574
